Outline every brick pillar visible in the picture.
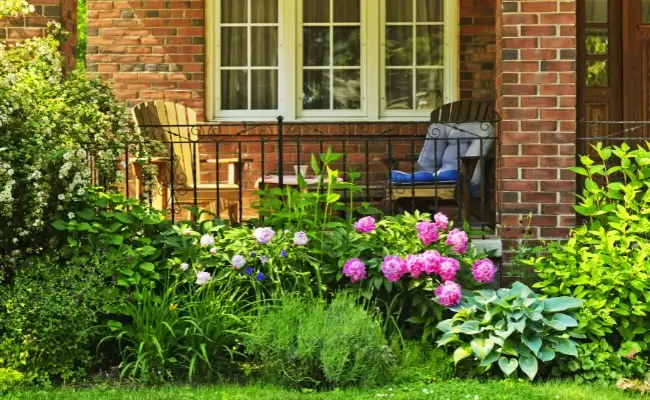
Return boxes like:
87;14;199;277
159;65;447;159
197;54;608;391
495;1;577;254
86;0;205;119
459;0;497;100
0;0;77;72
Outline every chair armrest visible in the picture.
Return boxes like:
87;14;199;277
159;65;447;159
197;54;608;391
205;157;254;185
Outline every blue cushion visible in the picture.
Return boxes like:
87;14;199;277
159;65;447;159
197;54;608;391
391;169;459;184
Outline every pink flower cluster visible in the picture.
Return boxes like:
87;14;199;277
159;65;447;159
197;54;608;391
472;258;496;283
446;228;468;254
435;281;462;307
343;258;367;282
416;221;439;245
354;216;376;233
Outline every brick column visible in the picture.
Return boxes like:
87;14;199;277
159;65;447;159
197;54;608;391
0;0;77;72
86;0;205;119
495;1;577;249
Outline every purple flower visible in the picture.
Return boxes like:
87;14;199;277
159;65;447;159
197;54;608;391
354;216;376;234
438;257;460;281
434;212;449;231
253;227;276;244
231;255;246;269
343;258;367;283
435;281;462;307
245;267;254;276
421;250;443;275
251;251;257;257
256;272;264;281
405;254;426;279
196;271;211;286
472;258;497;283
382;255;406;282
416;221;439;245
446;228;469;254
260;256;269;264
280;250;287;258
293;231;309;246
200;234;215;247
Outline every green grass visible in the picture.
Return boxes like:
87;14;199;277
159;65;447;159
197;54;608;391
1;381;645;400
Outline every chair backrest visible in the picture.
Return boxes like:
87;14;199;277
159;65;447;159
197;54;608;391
430;100;496;123
132;101;200;186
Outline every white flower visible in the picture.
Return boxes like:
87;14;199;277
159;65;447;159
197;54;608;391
77;188;85;196
209;247;217;255
200;234;215;247
195;271;211;286
58;194;65;200
76;148;86;159
231;255;246;269
293;231;309;246
180;262;189;271
11;237;18;244
68;212;75;219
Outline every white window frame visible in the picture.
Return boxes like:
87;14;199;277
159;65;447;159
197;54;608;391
206;0;458;122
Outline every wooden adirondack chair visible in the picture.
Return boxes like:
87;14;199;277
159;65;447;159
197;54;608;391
381;100;498;224
131;101;249;221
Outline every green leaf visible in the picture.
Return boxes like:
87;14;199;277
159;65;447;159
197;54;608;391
543;318;567;331
458;320;481;335
519;355;539;380
617;341;642;357
114;212;135;224
500;339;519;356
66;236;78;247
479;350;500;367
436;332;460;347
554;338;578;357
523;335;542;354
119;268;134;277
538;347;556;362
108;234;124;245
436;319;453;333
551;313;578;328
52;220;69;231
543;297;583;312
498;357;518;375
453;345;472;365
471;338;495;360
76;208;96;220
139;262;155;272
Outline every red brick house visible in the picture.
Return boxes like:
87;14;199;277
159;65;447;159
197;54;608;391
4;0;643;256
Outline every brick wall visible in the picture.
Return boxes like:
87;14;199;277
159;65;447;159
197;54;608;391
86;0;205;118
495;0;577;257
0;0;77;72
460;0;497;100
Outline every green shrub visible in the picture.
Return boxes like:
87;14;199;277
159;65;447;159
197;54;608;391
0;368;23;392
528;142;650;381
246;294;393;389
389;340;454;384
0;255;120;385
436;282;583;380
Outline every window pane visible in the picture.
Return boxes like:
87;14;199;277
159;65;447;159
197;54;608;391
303;0;329;23
416;26;443;66
251;0;278;23
221;0;247;23
221;27;247;66
585;28;608;55
585;0;607;23
386;26;413;66
644;0;650;23
386;0;413;22
333;27;360;66
303;70;331;109
252;27;278;66
334;70;361;110
304;27;330;66
416;69;443;109
251;70;278;109
334;0;360;22
221;70;248;110
386;70;413;109
586;60;608;87
416;0;443;22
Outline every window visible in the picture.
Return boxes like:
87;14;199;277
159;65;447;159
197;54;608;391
207;0;458;121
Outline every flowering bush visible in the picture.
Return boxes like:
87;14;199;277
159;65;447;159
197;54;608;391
0;0;33;17
0;20;161;258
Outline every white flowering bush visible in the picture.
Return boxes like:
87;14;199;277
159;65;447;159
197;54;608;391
0;20;161;256
0;0;34;18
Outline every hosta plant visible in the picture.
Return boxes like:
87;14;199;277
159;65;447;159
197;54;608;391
436;282;584;380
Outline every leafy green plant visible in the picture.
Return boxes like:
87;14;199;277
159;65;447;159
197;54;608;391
246;294;393;390
0;254;121;385
0;368;23;392
388;339;454;384
436;282;584;380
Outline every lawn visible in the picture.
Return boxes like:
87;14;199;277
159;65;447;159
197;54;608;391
1;382;643;400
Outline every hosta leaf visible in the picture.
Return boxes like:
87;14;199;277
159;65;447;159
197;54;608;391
479;350;500;367
436;332;460;347
471;338;495;360
511;318;526;333
436;319;453;333
498;357;518;375
519;355;539;380
496;325;515;339
554;338;578;357
551;313;578;328
453;345;472;365
458;320;481;334
543;318;567;331
500;339;519;356
544;297;584;312
538;347;556;362
523;335;542;354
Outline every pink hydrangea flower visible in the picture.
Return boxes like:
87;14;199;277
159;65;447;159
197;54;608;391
446;228;468;254
253;227;276;244
421;250;443;275
434;212;449;231
343;258;367;282
354;216;376;233
416;221;439;245
438;257;460;281
405;254;426;279
382;255;406;282
472;258;497;283
435;281;462;307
